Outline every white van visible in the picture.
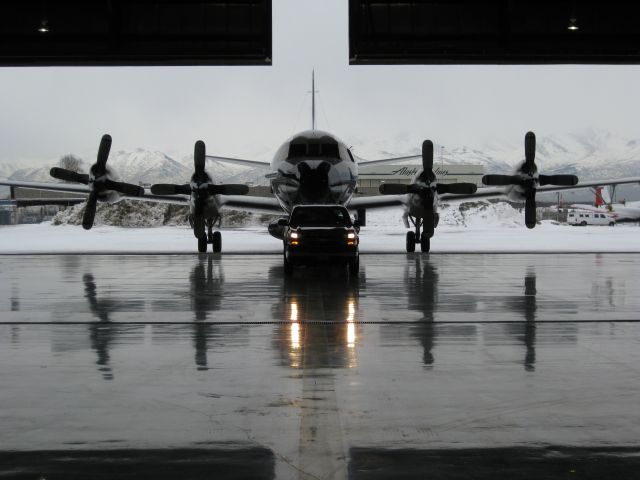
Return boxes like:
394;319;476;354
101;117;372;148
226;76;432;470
567;210;616;226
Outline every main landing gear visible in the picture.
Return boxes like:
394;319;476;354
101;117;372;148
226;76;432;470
191;215;222;253
405;213;439;253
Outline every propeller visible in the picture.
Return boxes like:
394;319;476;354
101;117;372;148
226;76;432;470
482;132;578;229
151;140;249;238
150;140;249;198
49;134;145;230
378;140;478;197
378;140;477;238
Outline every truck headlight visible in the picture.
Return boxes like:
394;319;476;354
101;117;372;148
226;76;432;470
347;232;356;239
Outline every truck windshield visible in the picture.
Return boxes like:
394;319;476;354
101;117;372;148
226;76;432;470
289;206;352;228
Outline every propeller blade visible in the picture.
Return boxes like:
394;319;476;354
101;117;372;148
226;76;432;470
103;179;145;197
422;140;434;174
525;190;537;229
208;184;250;195
96;134;112;171
379;183;410;195
82;191;99;230
482;174;521;186
538;174;579;186
436;182;478;195
194;140;206;175
524;131;536;170
50;167;89;184
151;184;191;195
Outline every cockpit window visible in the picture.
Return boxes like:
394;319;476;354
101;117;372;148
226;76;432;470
289;206;353;228
287;141;341;162
347;148;355;163
289;143;307;157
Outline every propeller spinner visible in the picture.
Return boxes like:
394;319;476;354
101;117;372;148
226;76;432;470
50;134;145;230
482;132;578;228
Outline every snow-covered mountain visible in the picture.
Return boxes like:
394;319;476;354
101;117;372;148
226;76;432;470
2;129;640;187
107;149;190;184
179;154;270;186
359;128;640;180
4;149;192;185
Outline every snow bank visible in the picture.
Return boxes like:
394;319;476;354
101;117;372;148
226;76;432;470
51;200;278;228
2;199;636;254
365;201;525;230
1;221;638;254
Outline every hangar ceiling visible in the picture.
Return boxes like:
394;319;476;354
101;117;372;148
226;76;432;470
0;0;272;66
349;0;640;64
3;1;639;67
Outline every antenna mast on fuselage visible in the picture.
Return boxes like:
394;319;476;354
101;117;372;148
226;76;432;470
311;70;316;131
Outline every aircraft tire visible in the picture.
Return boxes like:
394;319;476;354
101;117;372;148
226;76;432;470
420;233;430;253
406;231;416;252
212;231;222;252
194;216;205;238
198;235;208;253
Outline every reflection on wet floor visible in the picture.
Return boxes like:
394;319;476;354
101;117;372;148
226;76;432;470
0;448;275;479
1;253;640;479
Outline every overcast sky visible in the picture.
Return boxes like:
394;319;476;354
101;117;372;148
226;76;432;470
2;0;640;165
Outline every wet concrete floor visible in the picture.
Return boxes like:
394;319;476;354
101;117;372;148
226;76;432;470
1;253;640;479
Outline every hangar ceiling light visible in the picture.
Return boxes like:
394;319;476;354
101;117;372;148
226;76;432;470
37;19;49;34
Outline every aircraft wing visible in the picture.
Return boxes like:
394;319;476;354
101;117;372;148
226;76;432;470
0;179;189;205
348;194;407;210
355;153;420;166
363;176;640;206
536;176;640;191
437;176;640;202
205;155;271;169
218;194;282;213
0;179;91;195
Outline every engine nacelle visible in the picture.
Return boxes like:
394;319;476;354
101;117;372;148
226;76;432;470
95;166;123;204
268;217;288;240
504;161;539;203
406;182;438;219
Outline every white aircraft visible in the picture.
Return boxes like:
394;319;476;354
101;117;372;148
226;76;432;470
3;75;640;252
570;186;640;222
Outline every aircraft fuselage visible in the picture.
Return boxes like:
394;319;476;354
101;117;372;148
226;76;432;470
268;130;358;213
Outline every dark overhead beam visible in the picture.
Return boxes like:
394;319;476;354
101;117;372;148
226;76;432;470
349;0;640;65
0;0;272;66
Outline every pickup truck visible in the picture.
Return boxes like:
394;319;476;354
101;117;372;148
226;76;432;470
282;205;360;275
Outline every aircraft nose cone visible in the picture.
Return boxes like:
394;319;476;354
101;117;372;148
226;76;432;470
298;161;331;203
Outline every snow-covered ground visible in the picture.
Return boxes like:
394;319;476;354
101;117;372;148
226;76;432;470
1;208;638;254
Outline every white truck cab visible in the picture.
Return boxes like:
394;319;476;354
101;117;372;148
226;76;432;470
567;209;616;226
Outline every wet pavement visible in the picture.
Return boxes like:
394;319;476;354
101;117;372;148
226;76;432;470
1;253;640;479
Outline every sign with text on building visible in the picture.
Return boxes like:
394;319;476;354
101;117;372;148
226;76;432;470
358;164;485;189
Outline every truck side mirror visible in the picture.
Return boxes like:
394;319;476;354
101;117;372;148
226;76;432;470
277;218;288;226
353;219;361;232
